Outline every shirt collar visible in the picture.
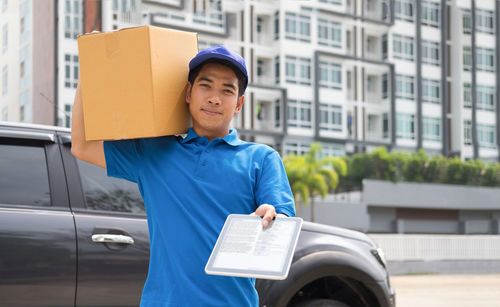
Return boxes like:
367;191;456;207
180;128;243;146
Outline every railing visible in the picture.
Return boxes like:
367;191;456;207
369;234;500;261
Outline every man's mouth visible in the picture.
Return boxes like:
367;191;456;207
201;108;222;116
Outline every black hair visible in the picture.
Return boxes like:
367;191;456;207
188;58;247;97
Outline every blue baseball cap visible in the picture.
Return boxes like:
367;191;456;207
188;45;248;91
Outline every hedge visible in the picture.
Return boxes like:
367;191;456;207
336;147;500;192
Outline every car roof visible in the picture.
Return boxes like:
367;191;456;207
0;120;70;133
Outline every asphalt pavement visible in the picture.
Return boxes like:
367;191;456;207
390;274;500;307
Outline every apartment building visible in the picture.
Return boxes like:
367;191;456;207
1;0;498;161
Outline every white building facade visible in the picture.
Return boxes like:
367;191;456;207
1;0;499;161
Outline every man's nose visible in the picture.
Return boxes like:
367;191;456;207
208;95;222;105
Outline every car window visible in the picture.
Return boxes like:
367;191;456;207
76;159;145;215
0;144;51;207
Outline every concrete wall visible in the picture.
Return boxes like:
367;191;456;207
363;179;500;210
295;196;369;232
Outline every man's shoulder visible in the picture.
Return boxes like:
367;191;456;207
236;141;278;158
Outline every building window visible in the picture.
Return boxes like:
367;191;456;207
19;1;30;43
463;46;471;71
422;40;439;66
477;124;496;148
382;34;388;59
464;120;472;145
317;18;341;48
476;9;494;34
422;78;440;104
65;104;72;128
274;11;279;40
394;0;414;22
284;142;310;156
383;113;389;138
275;99;280;128
1;65;6;95
288;99;312;129
476;47;495;72
382;73;388;99
2;0;7;12
396;113;415;140
423;116;441;142
285;12;311;42
2;23;7;53
19;90;30;122
392;34;414;61
320;103;342;132
193;0;224;29
275;55;280;84
477;85;495;112
320;143;345;158
421;1;439;27
318;0;342;5
319;61;341;89
64;54;79;88
64;0;82;39
1;106;7;121
285;56;311;86
19;61;24;78
462;9;471;34
463;83;472;108
396;74;415;100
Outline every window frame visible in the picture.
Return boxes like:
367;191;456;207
285;12;311;42
287;99;312;129
396;74;415;100
0;134;69;210
392;34;414;61
319;103;343;132
421;1;440;28
421;40;440;66
422;116;441;142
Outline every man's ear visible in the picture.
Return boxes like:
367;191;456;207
234;95;245;114
185;82;192;104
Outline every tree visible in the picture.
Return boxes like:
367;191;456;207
283;143;347;222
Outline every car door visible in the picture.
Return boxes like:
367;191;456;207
0;129;76;307
59;136;149;307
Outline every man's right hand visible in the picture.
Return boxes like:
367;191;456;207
70;82;106;168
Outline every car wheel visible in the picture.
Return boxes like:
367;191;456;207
291;299;351;307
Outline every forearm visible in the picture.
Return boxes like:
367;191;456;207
71;82;106;168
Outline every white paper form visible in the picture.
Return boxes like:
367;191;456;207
206;214;302;280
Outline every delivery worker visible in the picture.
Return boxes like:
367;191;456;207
71;45;295;306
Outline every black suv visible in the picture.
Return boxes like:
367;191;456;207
0;122;395;307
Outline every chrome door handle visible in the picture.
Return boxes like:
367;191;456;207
92;234;135;245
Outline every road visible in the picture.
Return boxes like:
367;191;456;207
390;274;500;307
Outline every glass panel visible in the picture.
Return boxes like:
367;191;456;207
77;159;145;214
0;145;51;206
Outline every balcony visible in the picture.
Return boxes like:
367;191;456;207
365;35;383;61
255;57;275;86
365;113;389;142
255;14;274;46
364;0;391;23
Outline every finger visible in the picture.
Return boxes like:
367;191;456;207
262;207;276;229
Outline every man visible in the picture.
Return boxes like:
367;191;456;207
71;45;295;306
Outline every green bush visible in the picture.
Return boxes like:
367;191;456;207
336;146;500;188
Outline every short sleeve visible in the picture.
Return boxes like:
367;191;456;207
255;150;296;217
103;139;141;183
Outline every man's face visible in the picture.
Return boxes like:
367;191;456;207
186;63;244;140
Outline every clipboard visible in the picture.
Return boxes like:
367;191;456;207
205;214;303;280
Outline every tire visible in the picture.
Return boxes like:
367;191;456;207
291;299;351;307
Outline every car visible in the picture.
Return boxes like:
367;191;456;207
0;121;395;307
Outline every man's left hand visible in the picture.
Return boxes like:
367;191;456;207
251;204;287;228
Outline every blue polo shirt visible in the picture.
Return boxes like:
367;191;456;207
103;128;295;307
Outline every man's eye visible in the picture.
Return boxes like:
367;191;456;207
200;84;210;88
224;89;234;94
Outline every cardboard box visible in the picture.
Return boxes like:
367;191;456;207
77;26;198;141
